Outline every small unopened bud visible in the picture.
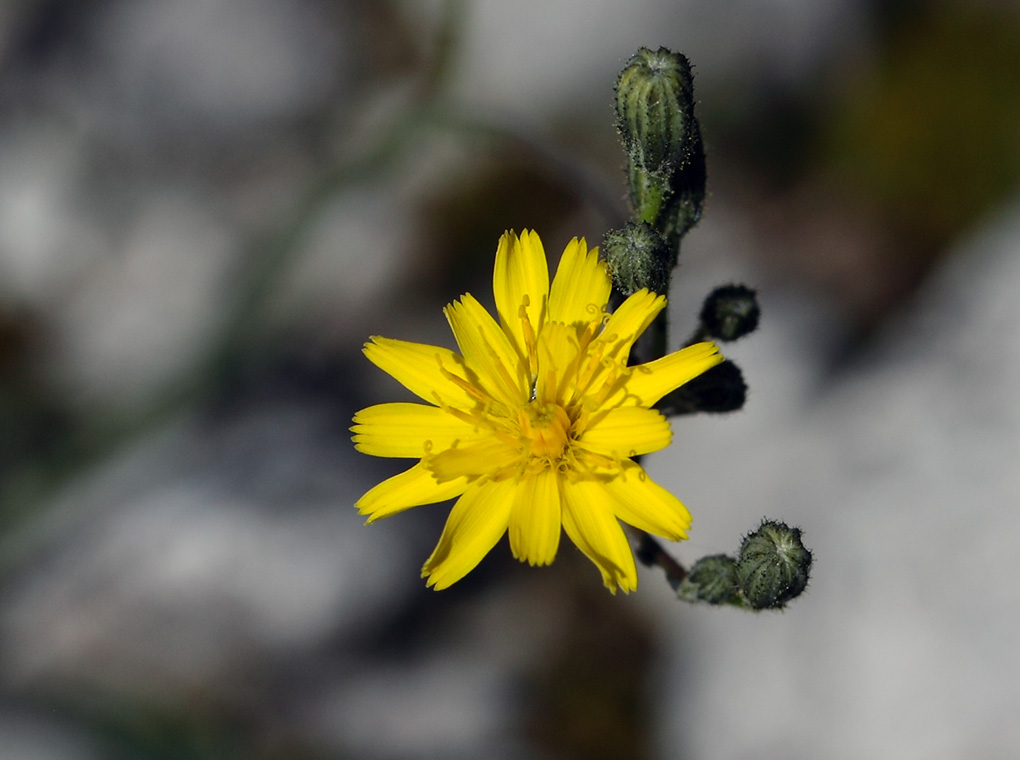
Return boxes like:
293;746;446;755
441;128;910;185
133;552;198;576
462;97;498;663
736;520;812;610
699;285;761;342
602;221;673;295
676;554;739;605
616;47;696;171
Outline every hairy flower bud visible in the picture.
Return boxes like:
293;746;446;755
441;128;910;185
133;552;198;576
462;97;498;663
602;221;673;295
699;285;761;342
736;520;812;610
676;554;739;605
615;47;706;244
616;47;696;171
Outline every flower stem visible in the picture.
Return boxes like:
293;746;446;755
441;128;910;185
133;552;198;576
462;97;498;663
627;526;688;585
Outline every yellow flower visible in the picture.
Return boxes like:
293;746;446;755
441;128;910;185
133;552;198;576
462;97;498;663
352;230;722;592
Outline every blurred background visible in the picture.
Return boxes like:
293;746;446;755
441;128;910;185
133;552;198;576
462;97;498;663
1;0;1019;758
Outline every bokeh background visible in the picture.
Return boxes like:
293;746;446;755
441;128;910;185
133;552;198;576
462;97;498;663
2;1;1020;758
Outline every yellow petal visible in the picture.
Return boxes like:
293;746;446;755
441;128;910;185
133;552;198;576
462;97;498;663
548;238;610;327
593;289;666;364
363;337;478;408
357;462;470;523
577;406;672;458
426;437;522;482
605;461;692;541
492;229;549;358
445;293;528;405
625;341;723;406
351;403;479;458
534;320;581;405
561;479;638;593
508;468;562;566
422;477;515;590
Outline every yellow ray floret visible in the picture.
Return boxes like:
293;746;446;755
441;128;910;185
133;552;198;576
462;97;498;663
350;230;723;592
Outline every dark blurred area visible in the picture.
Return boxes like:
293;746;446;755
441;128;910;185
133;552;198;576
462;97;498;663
706;0;1020;337
1;1;1019;759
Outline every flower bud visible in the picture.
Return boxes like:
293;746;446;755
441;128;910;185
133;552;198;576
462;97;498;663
676;554;739;605
699;285;761;342
615;47;706;244
602;221;673;296
736;520;812;610
616;47;697;171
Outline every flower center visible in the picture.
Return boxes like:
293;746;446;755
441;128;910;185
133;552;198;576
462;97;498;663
519;401;572;463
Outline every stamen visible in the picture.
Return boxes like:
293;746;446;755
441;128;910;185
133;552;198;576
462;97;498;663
518;296;540;379
575;446;625;473
435;402;489;432
573;343;610;399
477;325;527;402
437;362;490;404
